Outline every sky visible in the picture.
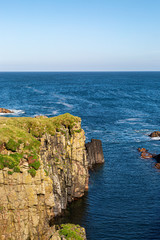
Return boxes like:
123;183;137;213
0;0;160;71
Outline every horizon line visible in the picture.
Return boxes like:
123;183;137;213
0;70;160;73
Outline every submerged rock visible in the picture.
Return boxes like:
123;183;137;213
141;152;153;159
138;148;153;159
0;108;13;113
149;131;160;137
86;139;104;168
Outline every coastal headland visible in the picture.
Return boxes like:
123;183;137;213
0;113;104;240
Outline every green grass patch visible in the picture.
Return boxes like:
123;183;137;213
59;224;84;240
29;160;40;170
0;205;3;212
0;153;22;170
6;139;20;151
74;129;82;133
44;169;48;176
13;166;20;173
28;168;36;177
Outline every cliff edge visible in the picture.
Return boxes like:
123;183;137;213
0;113;89;240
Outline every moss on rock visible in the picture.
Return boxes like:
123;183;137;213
29;160;40;170
59;224;86;240
28;168;36;177
0;153;22;170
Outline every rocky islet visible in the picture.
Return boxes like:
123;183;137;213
149;131;160;138
138;131;160;168
0;108;13;114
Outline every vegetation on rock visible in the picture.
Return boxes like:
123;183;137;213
29;160;40;170
28;168;36;177
0;113;81;177
59;224;85;240
0;153;22;170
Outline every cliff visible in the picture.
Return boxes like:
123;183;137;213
0;114;88;240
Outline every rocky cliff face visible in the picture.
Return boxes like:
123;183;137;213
0;114;88;240
0;165;55;240
40;123;88;216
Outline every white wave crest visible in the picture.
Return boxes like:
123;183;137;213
52;110;59;115
0;109;25;116
151;137;160;141
57;101;73;109
26;86;45;94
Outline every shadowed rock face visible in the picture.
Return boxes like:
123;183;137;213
153;154;160;163
0;108;13;113
85;139;104;168
40;128;89;217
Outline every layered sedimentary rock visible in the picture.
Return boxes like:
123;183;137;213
86;139;104;168
0;114;88;240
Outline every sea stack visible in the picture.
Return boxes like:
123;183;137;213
86;139;104;168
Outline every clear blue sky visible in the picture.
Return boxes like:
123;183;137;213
0;0;160;71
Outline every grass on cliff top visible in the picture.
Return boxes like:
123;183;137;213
0;113;80;143
0;113;81;175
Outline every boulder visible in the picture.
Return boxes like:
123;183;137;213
85;139;104;168
0;108;13;113
149;131;160;137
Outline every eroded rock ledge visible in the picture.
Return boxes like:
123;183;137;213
0;113;104;240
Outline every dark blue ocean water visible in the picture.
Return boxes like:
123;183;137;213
1;72;160;240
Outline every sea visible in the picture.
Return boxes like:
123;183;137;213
1;71;160;240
